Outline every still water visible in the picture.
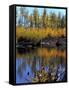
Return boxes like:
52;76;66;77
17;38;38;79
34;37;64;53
16;47;66;84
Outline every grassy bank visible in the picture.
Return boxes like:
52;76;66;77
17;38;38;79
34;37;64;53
16;27;66;42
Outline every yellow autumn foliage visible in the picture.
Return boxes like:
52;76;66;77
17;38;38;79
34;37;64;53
16;26;66;41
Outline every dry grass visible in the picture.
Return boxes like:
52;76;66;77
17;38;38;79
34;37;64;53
16;26;66;41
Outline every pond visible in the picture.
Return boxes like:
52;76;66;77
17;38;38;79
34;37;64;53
16;47;66;84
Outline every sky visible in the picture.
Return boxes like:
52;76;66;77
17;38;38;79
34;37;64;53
16;6;66;16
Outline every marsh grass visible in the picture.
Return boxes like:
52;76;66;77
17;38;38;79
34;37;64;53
16;26;66;42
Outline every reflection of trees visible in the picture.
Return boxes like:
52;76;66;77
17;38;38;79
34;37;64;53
37;48;66;59
32;56;36;77
17;58;26;78
16;47;66;82
16;48;66;59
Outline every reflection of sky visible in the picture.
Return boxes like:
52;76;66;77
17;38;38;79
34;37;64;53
16;56;66;84
16;6;66;16
16;58;41;84
16;58;34;83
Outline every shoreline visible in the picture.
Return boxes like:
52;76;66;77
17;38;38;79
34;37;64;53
16;37;66;48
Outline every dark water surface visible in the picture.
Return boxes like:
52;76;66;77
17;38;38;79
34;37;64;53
16;47;66;84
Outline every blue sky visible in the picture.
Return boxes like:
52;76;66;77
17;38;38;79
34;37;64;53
27;7;66;16
16;6;66;16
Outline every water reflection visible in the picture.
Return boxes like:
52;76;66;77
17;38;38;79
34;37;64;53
16;47;66;84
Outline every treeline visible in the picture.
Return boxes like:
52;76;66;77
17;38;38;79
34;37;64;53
16;7;66;29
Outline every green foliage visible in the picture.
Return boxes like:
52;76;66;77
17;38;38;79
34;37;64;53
42;8;47;28
16;7;66;29
33;8;39;28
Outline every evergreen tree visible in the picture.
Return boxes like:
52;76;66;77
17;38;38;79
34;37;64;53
42;8;47;28
57;12;61;28
33;8;39;28
61;15;65;28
